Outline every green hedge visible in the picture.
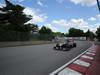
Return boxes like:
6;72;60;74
0;30;54;41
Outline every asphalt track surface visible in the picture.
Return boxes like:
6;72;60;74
0;41;92;75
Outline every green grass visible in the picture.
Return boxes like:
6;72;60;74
0;40;55;48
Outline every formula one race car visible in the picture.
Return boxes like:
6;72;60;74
67;40;76;47
53;40;76;51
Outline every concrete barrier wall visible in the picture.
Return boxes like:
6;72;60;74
65;37;86;40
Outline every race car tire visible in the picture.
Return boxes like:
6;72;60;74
73;43;76;47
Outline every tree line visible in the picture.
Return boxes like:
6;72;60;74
0;0;100;41
66;28;96;40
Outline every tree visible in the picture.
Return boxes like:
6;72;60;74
31;24;39;32
65;33;69;37
24;23;38;32
0;0;32;41
68;28;84;37
0;0;31;31
39;26;54;40
96;26;100;41
85;30;91;38
53;32;65;37
39;26;52;34
85;29;95;40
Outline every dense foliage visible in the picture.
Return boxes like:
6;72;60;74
68;28;84;37
96;26;100;41
0;0;31;31
39;26;52;34
85;29;95;40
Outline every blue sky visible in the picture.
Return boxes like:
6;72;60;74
0;0;100;33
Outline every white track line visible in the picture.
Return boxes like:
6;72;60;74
73;59;90;67
81;55;93;60
85;52;95;55
58;68;82;75
88;47;96;53
49;45;94;75
88;49;96;52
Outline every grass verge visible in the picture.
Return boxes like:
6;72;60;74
0;40;55;48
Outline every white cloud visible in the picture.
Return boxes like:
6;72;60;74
37;0;44;7
52;18;100;32
0;3;5;8
52;19;67;26
44;24;58;32
88;14;100;22
69;19;88;26
70;0;81;4
23;7;48;23
52;18;95;32
52;14;100;32
77;25;89;32
88;17;96;21
89;23;100;32
37;0;47;7
52;18;88;26
70;0;97;7
12;0;25;2
96;14;100;20
17;0;25;2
